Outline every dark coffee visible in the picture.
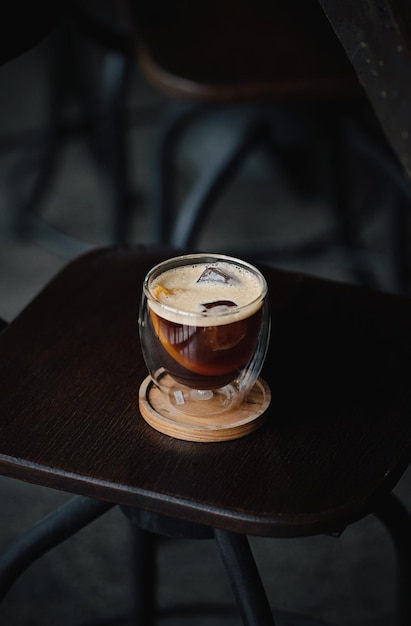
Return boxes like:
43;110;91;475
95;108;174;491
149;307;262;389
145;259;266;392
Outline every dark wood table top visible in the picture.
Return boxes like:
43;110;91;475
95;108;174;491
1;246;411;538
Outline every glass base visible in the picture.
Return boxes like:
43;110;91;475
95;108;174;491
167;382;239;417
139;374;271;442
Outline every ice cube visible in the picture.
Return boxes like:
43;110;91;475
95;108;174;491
201;300;237;314
197;266;237;285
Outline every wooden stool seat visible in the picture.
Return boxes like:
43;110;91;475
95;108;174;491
2;246;411;624
1;246;411;539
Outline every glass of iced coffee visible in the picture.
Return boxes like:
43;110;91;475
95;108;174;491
139;253;270;418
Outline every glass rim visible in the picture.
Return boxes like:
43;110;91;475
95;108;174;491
143;253;268;320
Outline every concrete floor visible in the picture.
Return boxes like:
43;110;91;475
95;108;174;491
0;26;411;626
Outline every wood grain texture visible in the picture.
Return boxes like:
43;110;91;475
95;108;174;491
1;245;411;537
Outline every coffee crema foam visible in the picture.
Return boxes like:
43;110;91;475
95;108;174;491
149;262;265;326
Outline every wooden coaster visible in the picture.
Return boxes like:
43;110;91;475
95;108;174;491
138;375;271;442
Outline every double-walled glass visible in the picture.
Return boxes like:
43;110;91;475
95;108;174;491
139;254;270;417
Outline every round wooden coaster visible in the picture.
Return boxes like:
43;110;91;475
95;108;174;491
138;375;271;442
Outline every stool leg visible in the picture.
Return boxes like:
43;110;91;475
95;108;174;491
374;492;411;626
170;122;263;249
100;49;133;245
154;103;202;244
214;528;276;626
10;31;62;240
130;527;157;626
0;496;114;603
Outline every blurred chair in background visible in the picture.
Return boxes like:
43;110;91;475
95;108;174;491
6;1;410;290
130;0;409;291
8;1;136;254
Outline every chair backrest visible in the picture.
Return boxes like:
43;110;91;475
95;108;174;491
131;0;363;103
319;0;411;179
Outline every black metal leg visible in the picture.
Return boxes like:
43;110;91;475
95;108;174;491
100;49;134;245
8;29;62;241
170;122;263;249
154;103;206;244
130;526;157;626
0;495;114;603
214;528;276;626
122;507;214;625
374;492;411;626
10;136;61;240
